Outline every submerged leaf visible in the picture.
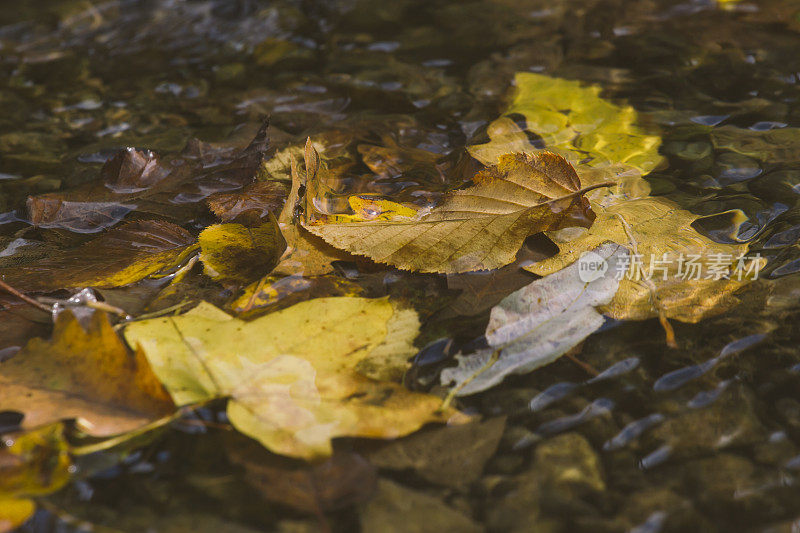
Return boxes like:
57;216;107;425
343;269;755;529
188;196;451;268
305;151;600;274
228;442;377;514
206;180;287;224
359;479;482;533
711;125;800;163
26;121;271;232
368;416;506;488
123;298;461;459
441;243;627;396
0;311;175;436
469;72;663;193
0;424;71;532
1;220;196;292
198;218;286;285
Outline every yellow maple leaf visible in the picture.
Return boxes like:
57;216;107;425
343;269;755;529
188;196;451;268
123;297;463;459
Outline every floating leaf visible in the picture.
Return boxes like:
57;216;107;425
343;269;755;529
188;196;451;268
304;151;602;274
272;146;354;277
0;424;71;533
0;311;175;436
198;218;286;285
1;220;196;292
526;198;761;322
441;243;627;396
123;298;461;459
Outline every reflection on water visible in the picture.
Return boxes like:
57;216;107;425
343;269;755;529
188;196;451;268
3;0;800;531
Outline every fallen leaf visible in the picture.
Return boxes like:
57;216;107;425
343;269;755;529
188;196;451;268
0;297;49;352
526;198;761;322
441;243;627;396
198;218;286;285
2;220;196;292
228;441;377;514
442;237;551;317
230;274;365;317
0;310;175;436
207;180;288;224
357;137;444;181
469;72;663;194
359;479;482;533
0;424;71;533
27;121;271;233
304;151;602;274
123;297;461;459
272;144;354;277
368;416;506;488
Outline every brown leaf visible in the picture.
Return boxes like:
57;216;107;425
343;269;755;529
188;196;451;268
0;310;175;436
27;121;272;233
305;152;600;273
367;417;506;488
228;441;377;514
206;181;287;224
2;220;196;292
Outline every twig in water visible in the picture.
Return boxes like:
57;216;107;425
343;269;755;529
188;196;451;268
0;278;50;313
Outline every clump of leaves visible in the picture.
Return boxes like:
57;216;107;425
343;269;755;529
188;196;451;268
303;150;607;273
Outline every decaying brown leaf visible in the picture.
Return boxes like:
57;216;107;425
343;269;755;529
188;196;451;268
26;121;271;233
2;220;196;292
206;180;287;225
0;310;175;436
303;151;603;274
228;440;377;514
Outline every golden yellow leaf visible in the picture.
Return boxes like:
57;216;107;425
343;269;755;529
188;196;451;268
123;297;462;460
0;311;175;436
303;152;603;274
0;424;71;532
198;218;286;285
526;197;762;323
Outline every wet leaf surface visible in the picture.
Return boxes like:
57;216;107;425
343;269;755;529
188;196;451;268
2;220;196;292
0;310;175;436
305;151;600;273
123;298;462;459
0;424;71;532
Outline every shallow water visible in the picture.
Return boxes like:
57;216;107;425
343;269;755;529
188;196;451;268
2;0;800;531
